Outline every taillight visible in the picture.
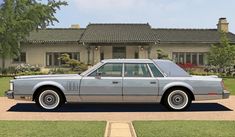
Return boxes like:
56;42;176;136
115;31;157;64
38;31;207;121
221;80;226;90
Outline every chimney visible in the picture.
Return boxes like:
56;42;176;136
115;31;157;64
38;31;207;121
71;24;80;29
217;18;229;32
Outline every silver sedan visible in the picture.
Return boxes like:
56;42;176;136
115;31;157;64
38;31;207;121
5;59;230;111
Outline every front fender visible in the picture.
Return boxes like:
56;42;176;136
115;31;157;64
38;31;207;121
162;81;194;93
32;81;65;93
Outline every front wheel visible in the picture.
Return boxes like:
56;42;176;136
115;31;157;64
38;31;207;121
35;88;63;110
164;89;192;111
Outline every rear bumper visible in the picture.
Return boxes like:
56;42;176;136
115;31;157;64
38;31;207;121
5;90;14;99
222;90;230;99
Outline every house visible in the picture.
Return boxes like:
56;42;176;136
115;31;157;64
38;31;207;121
1;18;235;69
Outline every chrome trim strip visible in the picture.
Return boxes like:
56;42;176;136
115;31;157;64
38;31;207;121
14;95;33;101
79;94;158;96
194;95;222;101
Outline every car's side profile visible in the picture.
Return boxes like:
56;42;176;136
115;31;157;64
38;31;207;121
5;59;230;111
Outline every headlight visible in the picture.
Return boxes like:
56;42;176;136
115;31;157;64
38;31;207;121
10;82;14;91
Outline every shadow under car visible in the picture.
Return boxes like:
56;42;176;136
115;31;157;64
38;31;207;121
7;102;232;112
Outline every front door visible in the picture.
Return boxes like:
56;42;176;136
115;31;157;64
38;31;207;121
113;47;126;59
123;63;159;102
80;63;123;102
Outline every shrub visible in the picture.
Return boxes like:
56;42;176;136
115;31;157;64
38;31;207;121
48;68;66;74
15;64;41;73
59;53;88;71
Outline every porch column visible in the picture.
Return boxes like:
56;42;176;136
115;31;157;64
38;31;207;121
138;46;147;59
93;46;101;64
86;46;91;65
147;46;152;59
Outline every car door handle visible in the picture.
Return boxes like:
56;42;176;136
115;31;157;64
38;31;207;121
150;81;156;84
112;81;119;84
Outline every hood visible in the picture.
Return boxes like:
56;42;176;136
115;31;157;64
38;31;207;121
15;74;80;79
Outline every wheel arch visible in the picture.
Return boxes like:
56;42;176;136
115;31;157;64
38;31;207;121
160;85;195;104
33;83;66;102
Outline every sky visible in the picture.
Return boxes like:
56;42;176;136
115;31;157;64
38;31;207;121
0;0;234;33
52;0;235;33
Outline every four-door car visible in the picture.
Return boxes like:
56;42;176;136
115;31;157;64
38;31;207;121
5;59;230;111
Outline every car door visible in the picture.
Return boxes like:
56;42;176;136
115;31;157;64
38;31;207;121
123;63;159;102
80;63;123;102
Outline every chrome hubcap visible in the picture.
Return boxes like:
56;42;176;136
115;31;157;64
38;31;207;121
168;90;188;110
39;90;60;110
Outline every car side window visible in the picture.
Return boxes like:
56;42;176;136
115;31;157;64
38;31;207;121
148;63;164;77
89;63;123;77
124;63;151;77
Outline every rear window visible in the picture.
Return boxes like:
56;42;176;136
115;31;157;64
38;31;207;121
148;63;164;77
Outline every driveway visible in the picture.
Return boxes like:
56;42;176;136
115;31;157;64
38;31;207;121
0;96;234;121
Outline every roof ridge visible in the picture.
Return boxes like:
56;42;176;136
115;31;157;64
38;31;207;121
38;28;86;30
87;23;149;26
153;28;217;31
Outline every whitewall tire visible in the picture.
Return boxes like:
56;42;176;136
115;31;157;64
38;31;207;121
164;89;191;111
36;88;63;110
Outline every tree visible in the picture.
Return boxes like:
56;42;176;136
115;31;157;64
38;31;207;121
59;53;87;71
156;49;169;59
0;0;67;70
208;32;235;70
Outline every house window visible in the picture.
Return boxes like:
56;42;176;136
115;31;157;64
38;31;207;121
46;52;80;67
172;53;178;63
186;53;191;63
192;53;197;65
172;52;207;66
134;52;139;59
100;52;104;60
198;53;204;65
13;52;26;63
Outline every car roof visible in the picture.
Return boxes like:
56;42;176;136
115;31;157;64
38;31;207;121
101;59;154;63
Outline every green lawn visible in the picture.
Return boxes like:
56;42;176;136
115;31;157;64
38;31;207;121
223;78;235;95
0;77;12;96
133;121;235;137
0;121;106;137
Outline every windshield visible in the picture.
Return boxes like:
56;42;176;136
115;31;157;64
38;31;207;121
80;62;103;76
154;60;190;77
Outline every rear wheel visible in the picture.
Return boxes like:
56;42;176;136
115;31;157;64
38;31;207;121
164;88;191;111
35;88;63;110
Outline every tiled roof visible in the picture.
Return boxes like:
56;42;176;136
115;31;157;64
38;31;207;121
25;24;235;44
80;23;157;43
153;28;235;43
26;28;85;43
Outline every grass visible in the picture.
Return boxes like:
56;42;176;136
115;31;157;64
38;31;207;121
0;77;12;96
133;121;235;137
0;77;234;96
223;78;235;95
0;121;106;137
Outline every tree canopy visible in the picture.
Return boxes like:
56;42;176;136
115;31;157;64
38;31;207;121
0;0;67;68
208;32;235;69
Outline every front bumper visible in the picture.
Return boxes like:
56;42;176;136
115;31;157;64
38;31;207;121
223;90;230;99
5;90;14;99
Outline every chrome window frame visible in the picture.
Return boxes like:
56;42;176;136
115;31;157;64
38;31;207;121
123;63;153;78
86;63;123;77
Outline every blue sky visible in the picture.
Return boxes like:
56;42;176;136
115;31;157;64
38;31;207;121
51;0;235;33
1;0;234;33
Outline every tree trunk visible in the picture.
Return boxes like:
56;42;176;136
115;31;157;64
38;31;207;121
1;54;6;74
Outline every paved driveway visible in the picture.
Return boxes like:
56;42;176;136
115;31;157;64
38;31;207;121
0;96;234;121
